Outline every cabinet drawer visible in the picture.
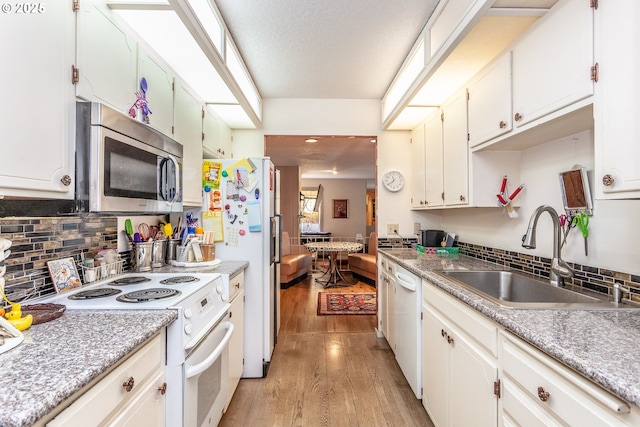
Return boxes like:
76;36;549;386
502;334;630;426
229;270;244;301
47;335;163;427
423;280;498;357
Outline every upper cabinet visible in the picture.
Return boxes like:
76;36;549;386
203;107;232;159
411;110;443;209
594;0;640;199
442;90;469;207
76;0;137;113
174;83;204;207
511;0;593;128
138;49;175;136
0;0;76;199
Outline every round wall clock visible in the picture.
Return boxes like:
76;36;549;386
382;170;404;192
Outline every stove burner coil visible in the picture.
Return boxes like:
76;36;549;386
159;276;200;285
68;288;122;300
109;276;152;286
116;288;181;303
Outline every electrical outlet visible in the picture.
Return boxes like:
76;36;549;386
387;223;399;234
413;222;421;234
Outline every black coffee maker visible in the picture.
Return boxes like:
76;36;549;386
420;230;446;247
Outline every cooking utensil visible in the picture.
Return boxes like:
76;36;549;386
164;223;173;239
572;213;589;256
138;223;151;241
124;219;134;242
133;233;142;243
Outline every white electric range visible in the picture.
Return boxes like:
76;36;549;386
38;271;233;427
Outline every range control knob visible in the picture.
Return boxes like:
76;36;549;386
183;308;193;319
216;284;224;294
184;324;192;335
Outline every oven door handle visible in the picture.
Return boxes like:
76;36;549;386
185;321;234;380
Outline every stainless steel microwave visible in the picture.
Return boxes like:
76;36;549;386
75;102;182;214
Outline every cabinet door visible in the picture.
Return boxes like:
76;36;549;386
448;324;498;427
410;123;427;208
203;107;222;158
138;50;174;136
378;273;388;338
468;53;512;147
104;371;166;427
595;0;640;198
228;290;244;407
424;111;444;208
76;0;137;113
0;1;75;198
174;83;203;207
512;0;593;128
219;122;233;159
442;90;468;206
387;277;396;353
421;304;449;427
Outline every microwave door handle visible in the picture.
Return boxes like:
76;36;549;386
167;155;180;205
185;321;234;380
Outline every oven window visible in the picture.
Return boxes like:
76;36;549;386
197;356;222;426
104;136;158;199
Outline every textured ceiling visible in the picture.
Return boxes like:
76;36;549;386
214;0;439;179
214;0;439;99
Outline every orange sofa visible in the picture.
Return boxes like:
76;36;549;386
280;231;312;287
348;232;377;285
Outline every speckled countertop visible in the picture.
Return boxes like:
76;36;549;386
0;261;248;427
380;249;640;408
0;310;177;427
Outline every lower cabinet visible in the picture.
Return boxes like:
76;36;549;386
47;334;166;426
227;271;245;409
422;282;498;427
420;277;640;427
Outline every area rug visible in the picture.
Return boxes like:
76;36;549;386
317;292;377;315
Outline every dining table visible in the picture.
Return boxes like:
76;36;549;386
304;241;363;287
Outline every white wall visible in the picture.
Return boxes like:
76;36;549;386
302;179;367;238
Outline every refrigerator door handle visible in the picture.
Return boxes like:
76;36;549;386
274;214;283;264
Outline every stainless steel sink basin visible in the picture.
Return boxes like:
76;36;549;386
437;270;638;309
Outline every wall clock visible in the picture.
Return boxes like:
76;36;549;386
382;170;404;192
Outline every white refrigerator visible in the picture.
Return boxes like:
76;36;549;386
201;157;281;378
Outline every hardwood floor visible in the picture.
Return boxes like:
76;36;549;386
219;273;434;427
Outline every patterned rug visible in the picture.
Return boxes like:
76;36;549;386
317;292;377;315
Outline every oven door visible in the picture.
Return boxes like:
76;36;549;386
183;314;234;427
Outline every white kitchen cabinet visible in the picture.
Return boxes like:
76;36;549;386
468;53;512;148
511;0;593;129
501;332;640;426
594;0;640;198
227;271;245;409
173;82;204;207
47;334;166;427
411;110;443;208
422;281;499;427
442;89;469;207
378;254;396;352
76;0;138;114
203;107;232;159
0;1;75;199
377;256;388;338
137;49;175;136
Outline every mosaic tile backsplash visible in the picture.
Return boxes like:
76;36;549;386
0;216;121;305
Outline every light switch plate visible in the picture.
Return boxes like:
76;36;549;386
387;223;398;234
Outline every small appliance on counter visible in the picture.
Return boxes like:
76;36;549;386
420;230;446;247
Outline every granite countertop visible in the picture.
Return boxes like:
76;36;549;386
0;309;176;427
379;249;640;408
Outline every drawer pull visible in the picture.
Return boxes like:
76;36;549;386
447;335;454;345
122;376;135;393
158;382;167;395
537;386;550;402
441;329;446;337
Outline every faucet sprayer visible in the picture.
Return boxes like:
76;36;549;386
522;205;574;287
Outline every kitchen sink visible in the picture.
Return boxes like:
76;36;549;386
436;270;639;310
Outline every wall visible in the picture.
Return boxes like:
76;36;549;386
278;166;300;237
302;179;367;238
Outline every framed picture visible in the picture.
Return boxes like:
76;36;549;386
47;257;82;293
333;199;348;218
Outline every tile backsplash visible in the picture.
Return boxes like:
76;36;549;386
0;216;120;304
458;242;640;304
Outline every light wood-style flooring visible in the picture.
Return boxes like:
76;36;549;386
219;273;434;427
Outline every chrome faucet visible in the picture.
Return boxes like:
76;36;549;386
522;205;574;287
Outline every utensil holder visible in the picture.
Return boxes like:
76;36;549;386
165;238;181;264
151;240;167;268
132;242;153;272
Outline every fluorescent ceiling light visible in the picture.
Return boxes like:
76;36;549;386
206;104;255;129
305;138;318;143
114;9;237;105
186;0;223;54
383;39;426;121
387;106;439;130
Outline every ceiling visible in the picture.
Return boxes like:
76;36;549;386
214;0;440;179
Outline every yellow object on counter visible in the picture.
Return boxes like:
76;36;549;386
7;313;32;331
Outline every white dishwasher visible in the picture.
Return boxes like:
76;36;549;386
395;264;422;399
